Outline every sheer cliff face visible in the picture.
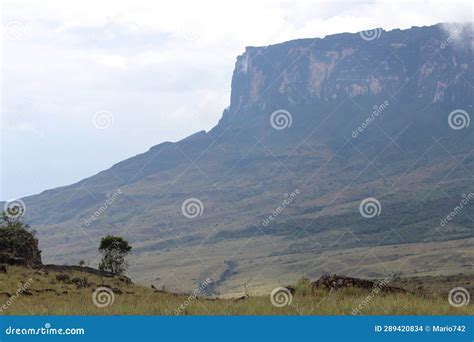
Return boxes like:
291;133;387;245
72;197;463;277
228;23;472;117
14;23;474;292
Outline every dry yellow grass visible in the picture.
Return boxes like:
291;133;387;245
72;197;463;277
0;266;472;315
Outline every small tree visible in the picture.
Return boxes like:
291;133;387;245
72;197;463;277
1;211;30;230
0;211;42;266
98;235;131;274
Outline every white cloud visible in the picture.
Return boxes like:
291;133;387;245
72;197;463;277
95;54;129;69
1;0;472;199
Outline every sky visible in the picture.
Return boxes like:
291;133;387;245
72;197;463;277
1;0;472;201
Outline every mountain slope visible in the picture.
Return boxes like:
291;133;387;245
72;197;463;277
14;23;474;294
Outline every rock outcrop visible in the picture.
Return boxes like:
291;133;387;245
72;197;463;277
312;275;406;293
228;23;472;117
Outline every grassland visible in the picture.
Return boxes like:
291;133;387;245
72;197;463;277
126;237;474;296
0;266;472;315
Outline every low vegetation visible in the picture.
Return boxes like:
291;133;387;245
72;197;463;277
0;265;472;315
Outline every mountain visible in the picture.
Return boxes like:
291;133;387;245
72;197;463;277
11;23;474;294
